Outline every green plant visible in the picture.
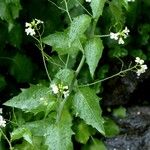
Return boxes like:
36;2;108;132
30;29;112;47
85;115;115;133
0;0;149;149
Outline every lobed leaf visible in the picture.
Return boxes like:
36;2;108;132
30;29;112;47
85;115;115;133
45;110;73;150
85;38;104;78
90;0;106;19
4;84;56;114
55;68;75;86
11;127;32;144
42;32;80;56
68;14;91;45
73;87;105;135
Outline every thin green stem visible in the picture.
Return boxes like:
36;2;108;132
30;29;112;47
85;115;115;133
75;0;93;17
65;54;70;68
90;19;98;37
0;129;13;150
64;0;72;22
80;65;137;87
75;54;85;76
35;29;52;82
56;98;67;123
48;0;66;12
94;34;110;38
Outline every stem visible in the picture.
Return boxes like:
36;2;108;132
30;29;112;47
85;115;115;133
75;0;92;17
0;129;13;150
65;54;70;68
56;98;67;123
94;34;110;38
90;19;98;37
64;0;72;22
80;65;136;87
75;54;85;76
35;29;52;82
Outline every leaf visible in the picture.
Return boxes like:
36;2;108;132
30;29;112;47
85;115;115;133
85;38;104;78
82;138;107;150
104;117;120;137
13;137;47;150
0;0;21;29
108;47;128;58
74;120;96;144
42;32;80;56
11;127;32;144
55;69;75;86
4;84;56;114
10;53;33;82
45;110;73;150
109;0;125;25
8;23;22;48
113;106;126;118
73;87;105;135
68;14;91;44
90;0;106;19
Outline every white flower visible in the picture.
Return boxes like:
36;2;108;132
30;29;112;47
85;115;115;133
85;0;91;2
25;19;44;36
135;57;148;76
122;27;130;38
50;84;59;94
136;65;147;76
118;37;125;44
25;22;31;28
25;27;36;36
110;27;130;44
0;115;6;128
35;19;44;24
63;90;69;99
123;27;130;35
110;32;119;40
63;86;69;90
135;57;144;65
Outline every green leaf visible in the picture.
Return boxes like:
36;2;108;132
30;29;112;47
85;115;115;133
73;87;105;135
45;110;73;150
90;0;106;19
85;38;104;78
68;14;91;44
11;127;32;144
4;84;56;114
42;32;80;56
104;117;120;137
74;120;96;144
10;53;33;82
108;47;128;58
0;0;21;29
14;137;47;150
113;106;126;118
8;23;22;48
55;69;75;86
129;49;147;60
82;138;107;150
109;0;125;25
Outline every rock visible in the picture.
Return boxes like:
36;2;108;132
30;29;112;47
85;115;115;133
104;106;150;150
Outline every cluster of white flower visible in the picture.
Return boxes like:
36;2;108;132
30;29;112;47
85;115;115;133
50;83;69;99
110;27;130;44
135;57;148;76
85;0;91;2
25;19;43;36
0;108;6;128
